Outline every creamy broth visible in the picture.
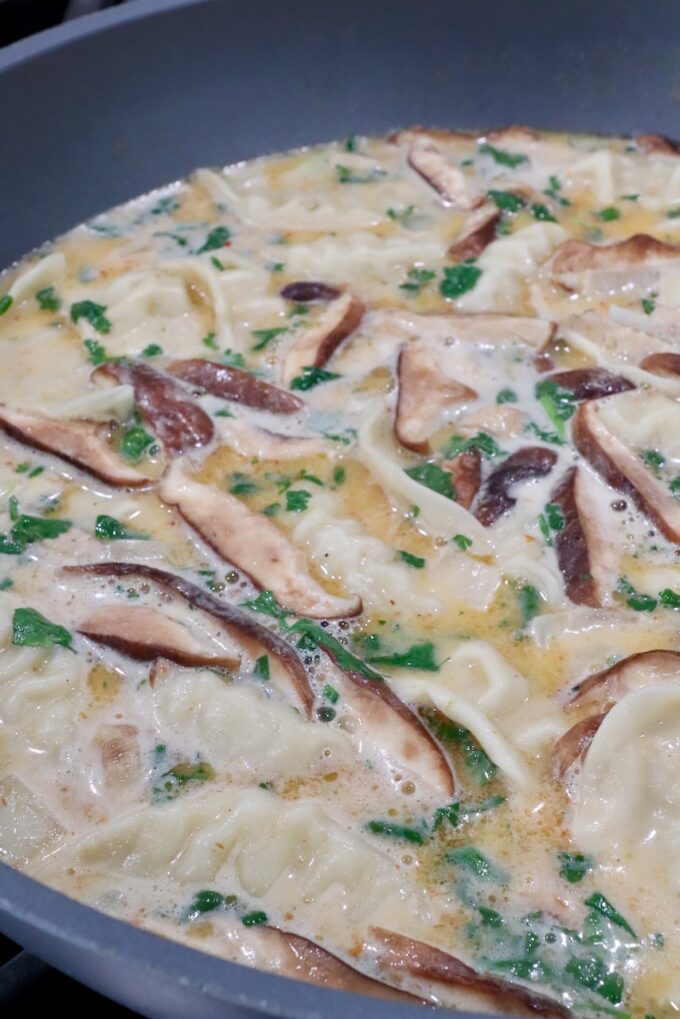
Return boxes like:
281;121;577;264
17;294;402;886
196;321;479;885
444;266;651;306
1;127;680;1017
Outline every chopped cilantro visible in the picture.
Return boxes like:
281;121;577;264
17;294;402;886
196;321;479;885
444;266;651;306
535;379;576;439
423;710;497;785
399;267;436;295
641;296;656;315
616;576;657;612
439;263;482;299
387;204;416;223
323;684;339;704
251;326;288;351
641;448;665;474
443;432;504;459
659;588;680;609
0;578;12;590
486;190;525;213
8;499;71;545
36;286;61;311
94;514;148;541
447;846;508;883
496;387;518;404
0;295;13;315
478;143;528;168
289;365;340;390
241;589;290;624
196;225;231;253
595;206;620;221
71;300;111;334
332;466;346;487
368;641;439;671
398;550;426;569
285;489;311;512
12;607;73;651
452;533;472;551
405;462;456;499
531;203;557;222
518;583;542;624
241;911;268;927
335;164;385;184
223;348;247;368
584;892;637;939
83;338;115;366
564;956;624;1004
253;655;270;680
183;890;225;921
119;425;155;463
229;472;258;496
141;343;163;357
366;820;425;845
202;332;218;350
557;852;595;884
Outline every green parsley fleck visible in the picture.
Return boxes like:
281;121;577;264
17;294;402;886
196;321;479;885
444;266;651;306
12;607;73;651
285;489;311;512
452;534;472;551
36;286;61;311
119;425;155;463
478;143;528;168
439;263;482;300
405;462;456;500
196;226;231;254
486;190;525;213
558;852;595;884
531;203;557;222
253;655;270;680
141;343;163;357
595;206;620;221
366;820;425;845
496;387;518;404
251;327;288;352
398;550;426;569
399;267;436;295
289;365;340;390
71;300;111;334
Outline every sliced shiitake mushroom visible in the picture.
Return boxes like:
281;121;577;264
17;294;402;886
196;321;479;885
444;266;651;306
395;344;476;454
475;447;558;527
282;292;365;385
168;359;303;414
0;407;149;488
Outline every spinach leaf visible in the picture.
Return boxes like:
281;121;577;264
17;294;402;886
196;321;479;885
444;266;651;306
12;607;74;651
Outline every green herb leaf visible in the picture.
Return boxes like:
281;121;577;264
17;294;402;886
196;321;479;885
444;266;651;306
9;501;71;545
83;338;115;365
36;286;61;311
443;432;505;460
202;332;218;350
253;655;270;680
335;164;385;184
525;420;564;445
496;387;518;404
439;263;482;300
452;533;473;551
423;710;497;785
323;684;339;704
535;379;576;439
12;607;73;651
557;852;595;884
119;425;155;463
241;910;268;927
564;956;624;1004
659;588;680;609
196;226;231;254
332;466;346;487
223;348;247;368
229;472;258;496
289;365;340;390
486;190;525;213
642;297;656;315
288;619;383;680
518;583;542;624
387;204;416;223
398;550;426;569
446;846;508;883
615;576;657;612
285;489;311;512
366;820;425;845
251;327;288;352
595;206;620;221
368;641;439;672
183;890;225;921
71;300;111;334
641;448;665;474
0;295;13;316
141;343;163;357
531;203;557;222
399;267;436;295
94;514;148;541
405;462;456;500
241;589;291;624
478;143;528;168
584;892;637;939
343;134;359;151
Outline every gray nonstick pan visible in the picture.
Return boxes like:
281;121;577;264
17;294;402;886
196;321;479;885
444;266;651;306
0;1;678;1015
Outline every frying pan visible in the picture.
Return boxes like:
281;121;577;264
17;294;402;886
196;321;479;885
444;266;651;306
0;1;678;1015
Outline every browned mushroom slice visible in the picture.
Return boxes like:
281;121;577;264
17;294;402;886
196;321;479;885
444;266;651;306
327;660;455;796
475;447;559;527
639;352;680;376
0;406;148;488
168;359;303;414
93;361;214;456
546;234;680;294
395;344;476;454
448;203;501;262
553;713;607;780
279;281;342;303
443;449;481;509
572;397;680;542
564;311;664;363
94;724;140;789
63;562;314;717
369;929;570;1018
79;605;240;670
406;136;480;209
635;133;680;155
566;648;680;709
160;465;361;620
550;467;616;607
262;928;423;1003
282;293;365;385
544;368;635;402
